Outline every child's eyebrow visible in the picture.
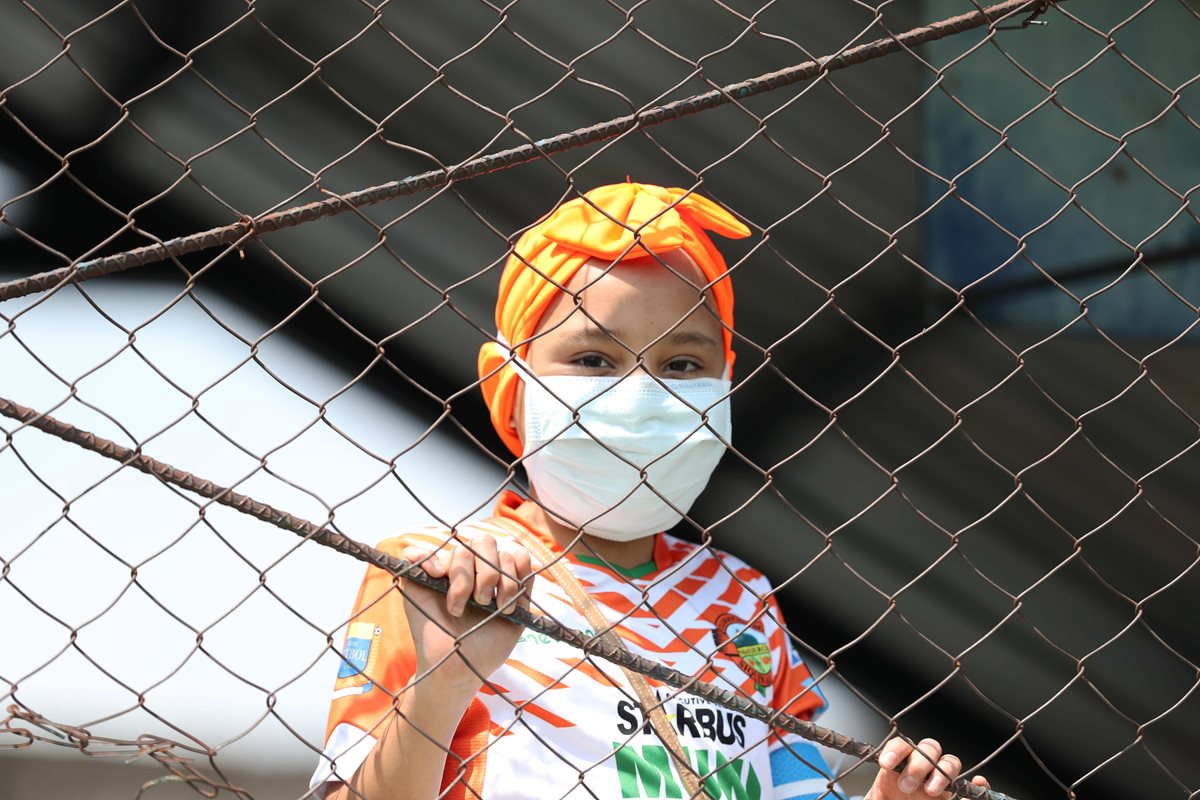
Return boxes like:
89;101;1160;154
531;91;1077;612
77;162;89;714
562;327;622;345
562;327;720;351
663;330;722;350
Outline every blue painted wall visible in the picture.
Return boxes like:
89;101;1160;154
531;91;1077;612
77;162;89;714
920;0;1200;340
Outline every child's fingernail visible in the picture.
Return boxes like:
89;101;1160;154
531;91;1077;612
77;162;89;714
898;777;918;794
880;752;898;769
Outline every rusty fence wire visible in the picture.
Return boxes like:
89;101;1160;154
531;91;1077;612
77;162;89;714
1;1;1198;800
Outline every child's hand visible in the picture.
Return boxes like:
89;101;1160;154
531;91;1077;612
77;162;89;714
867;737;990;799
400;533;534;694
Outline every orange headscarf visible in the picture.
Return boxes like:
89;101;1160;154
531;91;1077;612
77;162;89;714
477;182;751;456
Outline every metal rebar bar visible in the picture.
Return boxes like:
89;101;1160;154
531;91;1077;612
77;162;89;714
0;0;1052;303
0;393;1014;800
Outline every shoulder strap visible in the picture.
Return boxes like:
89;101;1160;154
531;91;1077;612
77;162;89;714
491;517;711;800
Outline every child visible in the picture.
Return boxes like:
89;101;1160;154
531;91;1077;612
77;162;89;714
310;182;989;800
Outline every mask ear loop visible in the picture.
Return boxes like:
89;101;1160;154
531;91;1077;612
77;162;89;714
494;331;532;379
494;330;543;439
494;332;597;547
494;331;604;462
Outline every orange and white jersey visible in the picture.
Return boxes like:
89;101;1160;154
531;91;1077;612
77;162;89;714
310;491;830;800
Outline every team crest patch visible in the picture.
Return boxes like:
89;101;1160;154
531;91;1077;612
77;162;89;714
712;613;772;694
334;621;382;698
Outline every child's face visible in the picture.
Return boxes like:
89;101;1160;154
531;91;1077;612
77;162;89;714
510;248;726;444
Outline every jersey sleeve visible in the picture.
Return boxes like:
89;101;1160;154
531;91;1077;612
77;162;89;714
765;593;848;800
307;532;491;800
766;592;828;724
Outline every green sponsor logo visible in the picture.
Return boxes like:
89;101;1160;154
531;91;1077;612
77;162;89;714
614;743;761;800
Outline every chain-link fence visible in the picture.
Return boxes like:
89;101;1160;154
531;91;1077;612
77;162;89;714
2;1;1198;799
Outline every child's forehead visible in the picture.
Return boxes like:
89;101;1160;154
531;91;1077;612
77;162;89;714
532;253;724;342
567;250;709;293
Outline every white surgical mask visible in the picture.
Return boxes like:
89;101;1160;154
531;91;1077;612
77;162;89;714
519;371;732;541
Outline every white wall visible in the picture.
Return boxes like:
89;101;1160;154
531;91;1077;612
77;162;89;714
0;278;507;776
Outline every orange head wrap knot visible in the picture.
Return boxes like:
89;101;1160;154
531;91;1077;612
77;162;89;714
477;182;751;456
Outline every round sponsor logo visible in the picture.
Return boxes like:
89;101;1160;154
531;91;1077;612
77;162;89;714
712;613;772;691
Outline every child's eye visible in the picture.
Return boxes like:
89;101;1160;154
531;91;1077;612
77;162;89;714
664;358;700;374
574;353;612;370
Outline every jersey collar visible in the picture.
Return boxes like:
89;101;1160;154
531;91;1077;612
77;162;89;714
491;489;685;580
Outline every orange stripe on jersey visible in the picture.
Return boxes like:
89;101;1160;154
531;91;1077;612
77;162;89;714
717;576;745;606
767;627;789;652
505;658;569;690
591;591;685;622
764;594;826;723
631;608;669;621
651;590;687;620
673;558;721;595
617;625;711;654
441;698;490;800
647;558;725;619
658;536;696;565
588;591;636;615
735;565;760;582
541;589;577;608
698;602;764;627
617;626;677;653
516;700;574;728
690;665;726;685
558;656;622;687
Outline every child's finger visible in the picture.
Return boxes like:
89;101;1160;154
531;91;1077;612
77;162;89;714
471;534;502;606
496;550;520;613
402;545;446;578
898;738;941;795
446;544;476;617
877;736;913;771
512;546;534;611
923;753;960;796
